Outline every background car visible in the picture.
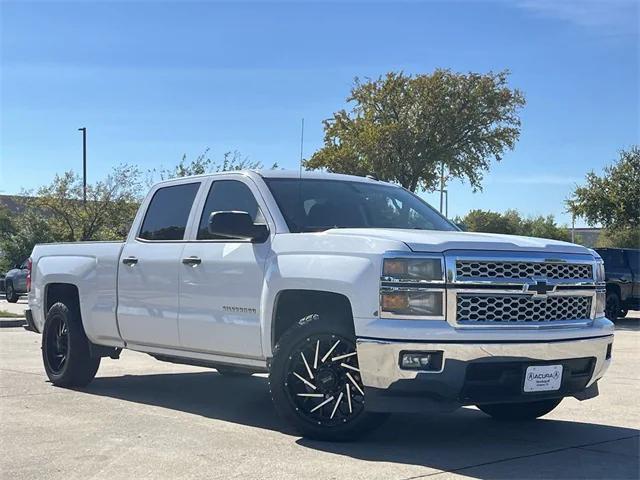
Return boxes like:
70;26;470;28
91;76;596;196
595;248;640;320
0;274;5;293
4;259;30;303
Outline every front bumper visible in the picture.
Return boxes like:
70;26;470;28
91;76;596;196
356;334;613;413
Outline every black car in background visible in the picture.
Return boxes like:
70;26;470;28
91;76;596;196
4;259;30;303
596;248;640;320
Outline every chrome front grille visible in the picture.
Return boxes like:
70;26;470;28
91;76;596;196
456;294;593;324
447;252;601;328
456;260;593;280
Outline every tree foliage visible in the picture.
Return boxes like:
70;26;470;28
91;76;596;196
457;209;571;242
31;164;144;242
0;204;57;272
150;149;277;183
305;69;525;191
567;146;639;248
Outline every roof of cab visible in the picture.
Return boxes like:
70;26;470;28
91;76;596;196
254;169;392;184
152;169;399;188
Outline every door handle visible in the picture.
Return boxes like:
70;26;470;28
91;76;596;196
122;257;138;266
182;256;202;266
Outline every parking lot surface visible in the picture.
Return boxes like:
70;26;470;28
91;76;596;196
1;301;638;480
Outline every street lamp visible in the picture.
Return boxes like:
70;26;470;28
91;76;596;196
78;127;87;204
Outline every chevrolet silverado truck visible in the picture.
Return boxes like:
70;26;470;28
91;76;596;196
25;171;614;440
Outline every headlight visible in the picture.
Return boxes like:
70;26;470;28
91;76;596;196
380;255;446;319
595;290;606;318
381;290;444;318
595;260;605;283
383;257;444;282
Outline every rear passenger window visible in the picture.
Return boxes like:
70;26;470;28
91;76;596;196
139;183;200;241
601;250;627;269
197;180;263;240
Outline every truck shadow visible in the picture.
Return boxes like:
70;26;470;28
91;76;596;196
84;371;639;479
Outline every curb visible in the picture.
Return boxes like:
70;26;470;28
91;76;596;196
0;317;26;328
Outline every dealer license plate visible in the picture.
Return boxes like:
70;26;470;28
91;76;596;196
523;365;563;392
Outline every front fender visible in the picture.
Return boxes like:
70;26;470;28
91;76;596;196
260;253;381;357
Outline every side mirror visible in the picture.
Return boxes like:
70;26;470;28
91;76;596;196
208;211;269;242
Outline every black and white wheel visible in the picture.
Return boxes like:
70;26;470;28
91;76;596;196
42;302;100;387
269;314;386;441
5;282;19;303
477;398;562;421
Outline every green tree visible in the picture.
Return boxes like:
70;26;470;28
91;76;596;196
567;146;640;248
29;164;144;242
457;209;571;242
150;149;278;183
305;69;526;192
0;206;57;271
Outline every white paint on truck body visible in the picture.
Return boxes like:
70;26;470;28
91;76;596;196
28;170;613;370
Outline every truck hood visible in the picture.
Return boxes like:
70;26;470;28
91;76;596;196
324;228;592;255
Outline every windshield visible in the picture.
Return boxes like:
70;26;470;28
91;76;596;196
264;178;457;233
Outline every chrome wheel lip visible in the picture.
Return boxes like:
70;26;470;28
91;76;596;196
284;333;365;427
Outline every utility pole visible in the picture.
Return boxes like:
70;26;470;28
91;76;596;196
571;214;576;243
78;127;87;204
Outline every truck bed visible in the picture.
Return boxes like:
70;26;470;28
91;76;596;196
30;241;125;346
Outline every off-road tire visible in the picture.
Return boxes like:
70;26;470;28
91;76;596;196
42;302;100;387
269;314;387;441
477;398;562;421
605;291;622;321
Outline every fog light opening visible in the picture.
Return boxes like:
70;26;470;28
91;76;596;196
399;351;443;371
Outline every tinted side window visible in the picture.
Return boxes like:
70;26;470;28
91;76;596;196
626;250;639;274
197;180;263;240
139;183;200;241
600;250;627;269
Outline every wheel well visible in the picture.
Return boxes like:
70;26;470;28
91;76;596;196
45;283;80;313
272;290;353;348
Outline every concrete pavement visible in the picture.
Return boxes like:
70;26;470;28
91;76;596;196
0;297;28;316
0;317;638;479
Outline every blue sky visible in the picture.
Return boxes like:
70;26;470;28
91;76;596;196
1;0;638;226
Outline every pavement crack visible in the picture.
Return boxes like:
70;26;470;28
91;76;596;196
399;434;640;480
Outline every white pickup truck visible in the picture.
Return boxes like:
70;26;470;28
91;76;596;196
26;170;613;440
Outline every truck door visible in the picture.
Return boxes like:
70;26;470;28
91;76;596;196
117;181;201;349
602;249;634;304
16;260;29;292
178;177;271;359
626;250;640;300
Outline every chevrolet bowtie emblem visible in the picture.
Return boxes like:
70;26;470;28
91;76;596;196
524;280;555;296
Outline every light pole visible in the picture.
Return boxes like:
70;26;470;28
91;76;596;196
78;127;87;204
442;189;449;218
